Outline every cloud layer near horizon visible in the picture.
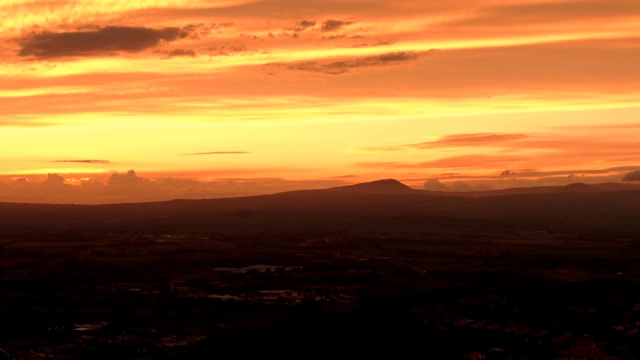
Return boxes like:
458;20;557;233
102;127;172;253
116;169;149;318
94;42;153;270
0;170;348;204
3;167;640;204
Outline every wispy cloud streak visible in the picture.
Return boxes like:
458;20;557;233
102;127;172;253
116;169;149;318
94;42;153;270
181;151;250;155
54;160;111;164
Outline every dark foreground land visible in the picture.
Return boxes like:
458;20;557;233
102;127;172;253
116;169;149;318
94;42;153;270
1;180;640;359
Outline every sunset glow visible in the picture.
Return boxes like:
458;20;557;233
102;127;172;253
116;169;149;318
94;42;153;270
2;0;640;202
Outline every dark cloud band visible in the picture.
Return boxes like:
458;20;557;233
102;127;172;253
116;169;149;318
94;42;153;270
54;160;111;164
17;26;190;59
280;51;426;75
321;19;353;32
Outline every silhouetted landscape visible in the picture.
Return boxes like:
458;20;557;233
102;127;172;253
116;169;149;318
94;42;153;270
2;179;640;359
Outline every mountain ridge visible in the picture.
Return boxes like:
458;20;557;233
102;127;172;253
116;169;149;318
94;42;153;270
326;178;415;194
2;179;640;208
1;178;640;236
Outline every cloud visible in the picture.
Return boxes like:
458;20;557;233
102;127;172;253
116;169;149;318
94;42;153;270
321;20;353;32
107;170;147;187
159;49;197;58
349;40;394;48
511;167;640;179
181;23;234;39
358;154;531;170
160;177;216;190
54;159;111;164
333;174;358;179
500;170;515;179
360;157;640;177
357;125;640;178
281;51;425;75
622;170;640;182
181;151;250;155
361;133;528;152
204;45;248;56
451;181;473;191
423;178;446;191
42;173;65;186
0;170;349;204
16;26;191;59
610;166;640;172
292;20;317;32
431;133;529;146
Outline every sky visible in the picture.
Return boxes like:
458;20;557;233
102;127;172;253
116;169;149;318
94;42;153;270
1;0;640;203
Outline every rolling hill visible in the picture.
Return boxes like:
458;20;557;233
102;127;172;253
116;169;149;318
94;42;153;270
1;179;640;238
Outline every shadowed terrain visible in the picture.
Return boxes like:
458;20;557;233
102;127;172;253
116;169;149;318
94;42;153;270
1;179;640;359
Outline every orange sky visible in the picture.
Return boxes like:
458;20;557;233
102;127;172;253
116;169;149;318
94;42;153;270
1;0;640;203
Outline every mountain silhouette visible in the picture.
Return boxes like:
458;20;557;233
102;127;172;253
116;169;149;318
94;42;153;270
327;178;415;194
2;178;640;236
556;182;597;193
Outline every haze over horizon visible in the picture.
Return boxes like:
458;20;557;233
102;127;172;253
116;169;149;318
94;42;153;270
2;0;640;203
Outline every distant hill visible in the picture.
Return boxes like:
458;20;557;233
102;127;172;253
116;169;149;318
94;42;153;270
555;182;597;193
327;179;415;194
416;182;640;197
1;179;640;237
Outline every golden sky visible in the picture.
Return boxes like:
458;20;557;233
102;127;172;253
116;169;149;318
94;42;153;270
1;0;640;202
